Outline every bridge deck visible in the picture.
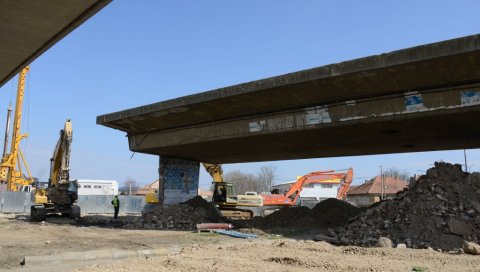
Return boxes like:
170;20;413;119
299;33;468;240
97;34;480;163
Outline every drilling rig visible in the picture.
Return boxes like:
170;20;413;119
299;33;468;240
0;66;34;191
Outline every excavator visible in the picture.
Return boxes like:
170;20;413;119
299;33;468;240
30;120;80;221
204;163;263;218
262;168;354;206
0;66;34;191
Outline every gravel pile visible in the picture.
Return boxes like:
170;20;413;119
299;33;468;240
126;196;222;230
334;162;480;250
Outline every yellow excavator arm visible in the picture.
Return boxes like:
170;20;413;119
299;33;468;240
49;120;72;187
202;163;223;183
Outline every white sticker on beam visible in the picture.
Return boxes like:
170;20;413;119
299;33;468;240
461;91;480;106
404;92;425;112
249;120;266;132
305;106;331;125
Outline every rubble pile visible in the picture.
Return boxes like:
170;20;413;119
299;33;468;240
334;162;480;250
126;196;222;230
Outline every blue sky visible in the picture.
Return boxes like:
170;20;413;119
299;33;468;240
1;1;479;188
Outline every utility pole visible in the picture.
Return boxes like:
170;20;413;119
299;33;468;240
464;149;468;172
380;166;384;200
2;104;12;158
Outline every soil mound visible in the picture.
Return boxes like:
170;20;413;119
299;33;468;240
239;198;360;230
335;162;480;250
126;196;222;230
308;198;361;227
183;196;223;221
262;206;311;228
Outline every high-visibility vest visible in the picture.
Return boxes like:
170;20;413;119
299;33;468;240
112;198;120;208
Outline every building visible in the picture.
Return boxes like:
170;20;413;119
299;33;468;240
135;180;159;196
76;180;118;196
347;176;408;207
198;188;213;201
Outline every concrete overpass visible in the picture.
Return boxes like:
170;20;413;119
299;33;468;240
98;34;480;164
0;0;111;87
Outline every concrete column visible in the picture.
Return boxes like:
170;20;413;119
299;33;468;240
158;156;200;205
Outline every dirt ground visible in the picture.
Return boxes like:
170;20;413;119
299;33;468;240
1;213;479;272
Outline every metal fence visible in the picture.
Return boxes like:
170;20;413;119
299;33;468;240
0;191;30;213
0;191;145;214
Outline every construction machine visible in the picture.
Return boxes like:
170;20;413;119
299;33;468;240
0;66;34;191
30;120;80;221
204;163;263;218
262;168;354;206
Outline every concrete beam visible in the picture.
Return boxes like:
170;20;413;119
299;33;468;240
127;86;480;163
98;34;480;135
0;0;111;87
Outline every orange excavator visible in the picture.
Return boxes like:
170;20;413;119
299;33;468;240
262;168;354;206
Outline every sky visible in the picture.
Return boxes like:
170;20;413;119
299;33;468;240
1;1;480;189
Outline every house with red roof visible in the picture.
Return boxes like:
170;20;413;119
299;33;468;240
347;176;408;207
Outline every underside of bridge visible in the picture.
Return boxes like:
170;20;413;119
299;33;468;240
0;0;111;87
98;34;480;163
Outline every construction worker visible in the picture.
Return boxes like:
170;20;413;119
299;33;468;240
111;195;120;219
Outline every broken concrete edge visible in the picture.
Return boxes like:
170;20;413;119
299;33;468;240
22;248;168;266
96;34;480;125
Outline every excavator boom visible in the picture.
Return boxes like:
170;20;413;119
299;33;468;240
49;120;72;187
336;168;354;200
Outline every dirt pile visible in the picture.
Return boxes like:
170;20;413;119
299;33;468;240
334;162;480;250
239;198;361;230
126;196;222;230
260;206;311;228
306;198;362;228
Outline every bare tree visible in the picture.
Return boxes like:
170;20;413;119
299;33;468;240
123;177;139;195
382;168;410;181
256;165;276;193
223;170;259;194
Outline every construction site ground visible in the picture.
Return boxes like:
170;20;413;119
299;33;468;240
1;213;479;272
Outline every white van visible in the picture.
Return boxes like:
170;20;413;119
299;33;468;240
76;180;118;196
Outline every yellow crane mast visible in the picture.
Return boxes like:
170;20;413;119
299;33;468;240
0;66;34;191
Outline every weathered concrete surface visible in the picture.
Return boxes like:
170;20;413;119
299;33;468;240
23;248;169;266
0;0;111;87
97;34;480;163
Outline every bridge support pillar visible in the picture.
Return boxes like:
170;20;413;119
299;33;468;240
157;156;200;205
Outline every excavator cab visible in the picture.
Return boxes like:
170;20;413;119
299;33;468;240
212;182;238;205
